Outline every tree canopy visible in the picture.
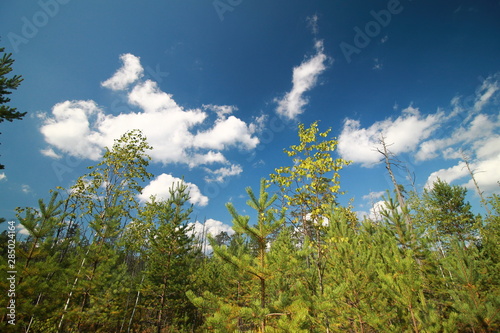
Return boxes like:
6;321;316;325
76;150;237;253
0;44;25;169
1;124;499;332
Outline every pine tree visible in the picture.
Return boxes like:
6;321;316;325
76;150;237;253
480;194;500;287
319;208;381;332
422;179;478;247
0;192;72;332
191;179;285;332
0;45;25;170
443;239;500;331
57;129;152;332
138;182;200;333
188;232;255;332
266;225;311;332
377;192;457;332
269;121;351;332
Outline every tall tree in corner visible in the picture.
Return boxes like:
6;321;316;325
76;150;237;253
0;43;26;169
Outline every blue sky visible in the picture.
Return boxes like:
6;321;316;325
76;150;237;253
1;0;499;236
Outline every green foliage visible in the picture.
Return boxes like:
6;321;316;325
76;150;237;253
199;179;286;332
421;178;478;244
269;121;351;228
480;194;500;289
0;192;72;332
3;123;499;332
0;46;24;123
138;182;201;332
0;45;25;169
45;130;153;332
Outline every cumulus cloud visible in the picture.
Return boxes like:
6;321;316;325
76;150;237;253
338;106;442;167
425;162;469;189
128;79;181;113
188;151;228;168
138;173;209;207
417;75;500;194
193;116;259;150
188;218;235;252
416;113;500;162
275;40;328;120
188;218;234;238
40;100;105;160
39;53;259;180
463;154;500;193
476;135;500;159
204;164;243;183
357;200;388;221
101;53;144;91
337;73;500;195
358;192;387;221
425;153;500;195
339;74;500;170
203;104;237;119
369;200;388;221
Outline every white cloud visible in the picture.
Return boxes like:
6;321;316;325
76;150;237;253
16;223;30;236
423;141;500;195
193;116;259;150
101;53;144;91
356;210;369;221
21;184;32;194
188;218;235;252
476;135;500;159
204;164;243;183
128;79;181;113
425;162;469;189
305;213;329;226
188;151;228;168
369;200;388;221
188;218;234;238
362;191;385;201
339;74;500;171
338;106;442;167
474;75;499;112
358;200;388;221
139;173;208;207
203;104;236;119
39;53;259;179
252;114;268;134
40;100;105;160
425;152;500;195
463;153;500;193
416;75;500;195
307;14;319;35
275;40;328;120
416;138;449;161
373;58;383;70
415;113;500;162
40;147;62;159
0;173;6;181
